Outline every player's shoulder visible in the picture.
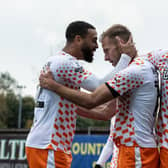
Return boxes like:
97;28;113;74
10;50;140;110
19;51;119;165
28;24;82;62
131;57;154;68
47;51;80;66
121;57;153;77
131;57;146;66
146;49;168;58
126;57;146;72
48;51;72;61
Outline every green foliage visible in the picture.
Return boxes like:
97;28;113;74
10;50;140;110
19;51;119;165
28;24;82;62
0;94;8;127
6;91;19;128
76;115;110;129
0;71;109;129
0;72;35;128
22;96;35;128
0;72;17;93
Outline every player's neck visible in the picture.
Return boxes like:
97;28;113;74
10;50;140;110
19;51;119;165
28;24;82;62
63;44;82;60
129;54;139;64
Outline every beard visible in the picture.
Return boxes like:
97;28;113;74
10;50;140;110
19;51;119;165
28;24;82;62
81;45;94;63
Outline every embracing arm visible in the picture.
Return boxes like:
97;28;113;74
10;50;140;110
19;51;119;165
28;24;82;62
76;99;117;120
78;54;131;92
39;74;117;109
98;54;131;83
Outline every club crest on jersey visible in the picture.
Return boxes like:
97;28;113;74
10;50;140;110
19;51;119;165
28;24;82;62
163;69;168;80
75;67;83;73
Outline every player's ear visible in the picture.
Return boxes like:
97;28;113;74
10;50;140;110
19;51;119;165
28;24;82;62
74;35;83;43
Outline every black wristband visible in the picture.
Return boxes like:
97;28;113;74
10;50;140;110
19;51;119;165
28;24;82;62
105;82;120;97
95;164;103;168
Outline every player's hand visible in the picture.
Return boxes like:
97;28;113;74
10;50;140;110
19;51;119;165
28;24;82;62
40;66;54;80
116;35;137;58
39;68;55;90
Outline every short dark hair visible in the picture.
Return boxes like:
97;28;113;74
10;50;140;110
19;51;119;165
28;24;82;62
65;21;95;42
100;24;131;44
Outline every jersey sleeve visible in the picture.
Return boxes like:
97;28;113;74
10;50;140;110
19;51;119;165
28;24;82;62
53;59;93;87
52;54;131;92
100;54;132;82
79;54;131;91
146;49;168;66
105;60;145;96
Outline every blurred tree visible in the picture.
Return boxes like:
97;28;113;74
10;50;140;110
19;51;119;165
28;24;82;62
0;72;35;128
6;91;19;128
22;96;35;128
0;72;17;94
0;93;8;127
0;71;109;129
76;115;110;129
0;72;18;128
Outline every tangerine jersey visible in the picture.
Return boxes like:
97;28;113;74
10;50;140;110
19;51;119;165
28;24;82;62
26;51;131;154
145;49;168;149
106;57;158;147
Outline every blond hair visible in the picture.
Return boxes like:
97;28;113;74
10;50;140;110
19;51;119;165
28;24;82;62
100;24;131;44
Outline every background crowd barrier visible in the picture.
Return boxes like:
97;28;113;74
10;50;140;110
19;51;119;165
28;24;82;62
0;129;111;168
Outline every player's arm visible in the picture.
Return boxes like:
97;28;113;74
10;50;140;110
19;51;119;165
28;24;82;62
39;74;119;109
76;99;117;120
81;54;132;91
95;117;115;168
96;138;113;167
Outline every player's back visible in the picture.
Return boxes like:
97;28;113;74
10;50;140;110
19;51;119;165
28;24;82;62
26;51;82;153
146;49;168;148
